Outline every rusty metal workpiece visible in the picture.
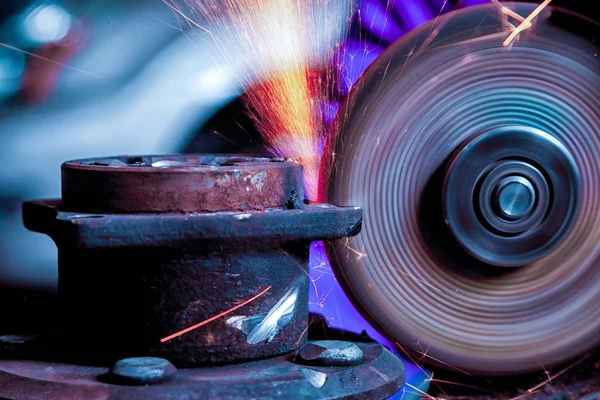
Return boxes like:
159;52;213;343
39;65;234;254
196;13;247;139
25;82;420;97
22;155;363;366
0;342;404;400
60;154;305;213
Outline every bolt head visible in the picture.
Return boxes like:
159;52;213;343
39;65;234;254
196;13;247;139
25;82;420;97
494;176;536;220
298;340;364;366
108;357;176;385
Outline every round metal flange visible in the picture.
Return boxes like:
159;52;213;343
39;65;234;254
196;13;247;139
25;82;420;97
61;155;304;213
442;126;580;267
477;162;546;233
320;2;600;375
493;176;537;221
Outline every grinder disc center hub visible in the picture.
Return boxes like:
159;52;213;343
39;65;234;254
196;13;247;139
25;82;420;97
494;177;535;219
475;160;550;236
442;126;581;267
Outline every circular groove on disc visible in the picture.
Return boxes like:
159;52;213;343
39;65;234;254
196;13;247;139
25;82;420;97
321;3;600;375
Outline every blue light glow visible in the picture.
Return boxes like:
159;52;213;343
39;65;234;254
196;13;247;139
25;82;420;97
309;242;430;399
316;1;489;397
22;3;72;44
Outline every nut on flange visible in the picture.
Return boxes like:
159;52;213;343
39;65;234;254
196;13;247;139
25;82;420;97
108;357;177;385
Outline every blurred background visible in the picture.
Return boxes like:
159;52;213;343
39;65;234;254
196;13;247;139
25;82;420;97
0;0;243;295
0;0;597;331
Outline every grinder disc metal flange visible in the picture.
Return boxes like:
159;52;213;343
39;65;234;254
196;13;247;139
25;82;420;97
320;2;600;375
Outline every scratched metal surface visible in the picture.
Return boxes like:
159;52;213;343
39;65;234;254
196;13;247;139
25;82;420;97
22;154;362;365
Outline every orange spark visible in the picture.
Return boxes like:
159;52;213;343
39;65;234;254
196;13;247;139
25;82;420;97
294;324;310;347
160;285;272;343
395;341;454;399
503;0;551;47
405;382;438;400
279;247;321;299
509;391;541;400
522;354;591;395
245;67;323;199
0;42;103;79
406;342;473;376
427;378;490;392
492;0;533;30
393;267;443;293
340;237;367;260
168;0;353;201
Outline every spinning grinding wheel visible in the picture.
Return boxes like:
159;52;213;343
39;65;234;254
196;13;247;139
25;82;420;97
320;2;600;375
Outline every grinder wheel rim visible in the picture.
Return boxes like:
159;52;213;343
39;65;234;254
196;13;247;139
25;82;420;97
320;2;600;375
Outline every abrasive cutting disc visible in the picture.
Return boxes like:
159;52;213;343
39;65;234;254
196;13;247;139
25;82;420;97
320;2;600;375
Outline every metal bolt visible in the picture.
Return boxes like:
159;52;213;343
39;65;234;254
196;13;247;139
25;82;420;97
494;176;536;220
298;340;364;366
108;357;177;385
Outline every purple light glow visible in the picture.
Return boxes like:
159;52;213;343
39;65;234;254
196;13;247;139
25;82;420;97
309;242;430;398
308;242;394;347
317;1;489;396
458;0;492;6
319;100;340;131
335;39;386;94
393;0;436;31
358;2;406;44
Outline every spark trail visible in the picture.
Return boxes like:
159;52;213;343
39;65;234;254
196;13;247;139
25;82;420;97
168;0;354;200
503;0;552;47
160;286;272;342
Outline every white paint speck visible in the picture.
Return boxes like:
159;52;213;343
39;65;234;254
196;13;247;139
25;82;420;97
226;284;299;344
243;171;267;190
300;368;327;388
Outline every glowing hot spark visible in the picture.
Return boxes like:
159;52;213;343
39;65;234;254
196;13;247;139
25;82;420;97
168;0;353;200
160;285;272;343
503;0;552;47
245;68;323;199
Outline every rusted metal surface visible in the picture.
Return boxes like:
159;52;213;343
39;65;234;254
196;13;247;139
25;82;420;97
22;201;362;249
0;342;404;400
23;200;361;366
22;154;362;366
61;155;305;213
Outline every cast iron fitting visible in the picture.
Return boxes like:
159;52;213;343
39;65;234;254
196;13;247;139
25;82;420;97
60;155;305;213
22;154;363;366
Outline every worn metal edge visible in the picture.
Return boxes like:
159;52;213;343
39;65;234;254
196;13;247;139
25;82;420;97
22;200;362;248
0;343;404;400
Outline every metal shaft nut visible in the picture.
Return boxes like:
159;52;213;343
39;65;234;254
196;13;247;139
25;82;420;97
108;357;177;385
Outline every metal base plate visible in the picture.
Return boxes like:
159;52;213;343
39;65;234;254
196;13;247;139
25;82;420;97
0;342;404;400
